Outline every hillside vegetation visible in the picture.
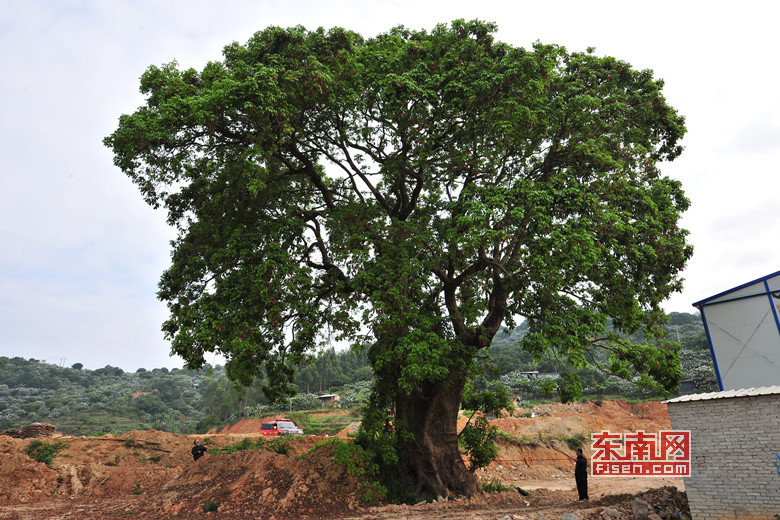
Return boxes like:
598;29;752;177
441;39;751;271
0;312;715;436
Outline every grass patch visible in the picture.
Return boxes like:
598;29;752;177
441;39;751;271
518;398;557;408
494;428;514;441
24;439;68;466
481;477;509;493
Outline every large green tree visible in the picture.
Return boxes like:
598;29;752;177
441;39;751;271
105;20;692;497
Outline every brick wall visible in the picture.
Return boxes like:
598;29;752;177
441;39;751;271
667;394;780;520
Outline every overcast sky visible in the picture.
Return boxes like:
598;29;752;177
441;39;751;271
2;0;779;372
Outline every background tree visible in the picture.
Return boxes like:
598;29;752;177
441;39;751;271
200;375;242;422
105;20;691;498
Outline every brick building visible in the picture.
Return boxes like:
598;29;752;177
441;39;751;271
665;387;780;519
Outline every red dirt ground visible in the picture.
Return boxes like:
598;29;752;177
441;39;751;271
0;400;687;520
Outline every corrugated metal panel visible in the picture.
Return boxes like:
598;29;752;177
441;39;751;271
664;386;780;404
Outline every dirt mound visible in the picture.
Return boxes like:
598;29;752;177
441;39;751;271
480;437;574;482
217;417;265;434
0;435;59;502
477;399;670;440
151;443;367;518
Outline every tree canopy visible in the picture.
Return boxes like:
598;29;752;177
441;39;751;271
105;20;692;498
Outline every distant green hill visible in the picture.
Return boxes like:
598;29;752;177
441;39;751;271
0;358;215;435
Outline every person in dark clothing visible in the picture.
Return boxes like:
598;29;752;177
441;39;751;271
192;439;208;461
574;448;589;500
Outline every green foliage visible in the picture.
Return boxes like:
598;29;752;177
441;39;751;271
24;439;68;466
199;374;243;422
555;372;584;404
105;18;690;395
105;19;691;496
195;414;223;434
307;439;386;504
493;312;714;399
210;436;255;454
134;394;169;415
268;437;291;455
459;416;499;472
481;477;510;493
335;381;373;409
494;428;514;441
462;380;513;418
202;500;220;513
295;348;371;394
459;380;513;471
562;433;587;451
288;393;322;411
0;357;211;435
355;407;416;504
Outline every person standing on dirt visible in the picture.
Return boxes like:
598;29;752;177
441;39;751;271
192;439;208;461
574;448;589;500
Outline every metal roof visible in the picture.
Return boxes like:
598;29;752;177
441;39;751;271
664;386;780;404
691;269;780;308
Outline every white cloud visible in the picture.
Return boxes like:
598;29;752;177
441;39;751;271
726;113;780;155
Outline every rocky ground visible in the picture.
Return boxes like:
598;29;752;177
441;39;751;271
0;400;689;520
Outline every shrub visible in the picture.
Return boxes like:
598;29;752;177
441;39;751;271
481;477;509;493
267;437;291;455
562;433;587;451
24;439;68;466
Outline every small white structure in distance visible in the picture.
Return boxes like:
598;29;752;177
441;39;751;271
693;270;780;391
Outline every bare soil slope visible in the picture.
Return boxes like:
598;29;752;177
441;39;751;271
0;400;687;520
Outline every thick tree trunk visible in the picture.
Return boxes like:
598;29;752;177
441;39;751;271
395;370;477;498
